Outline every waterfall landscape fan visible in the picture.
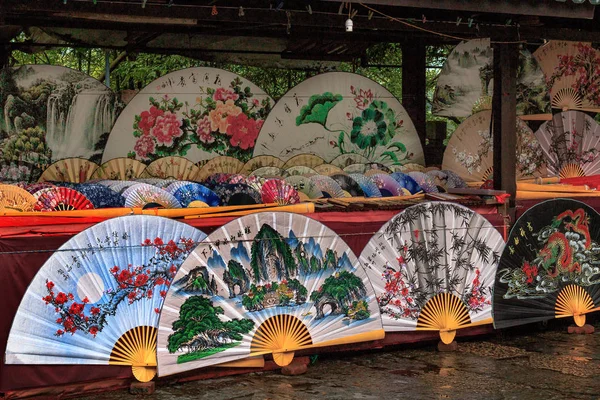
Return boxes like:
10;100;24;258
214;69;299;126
157;212;384;377
5;215;206;382
360;202;505;344
493;199;600;329
253;72;424;167
0;65;121;182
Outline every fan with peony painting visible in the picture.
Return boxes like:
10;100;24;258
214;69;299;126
360;202;505;344
5;215;206;382
156;212;384;377
493;199;600;329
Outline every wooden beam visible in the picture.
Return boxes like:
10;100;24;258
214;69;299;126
401;40;427;155
492;42;518;209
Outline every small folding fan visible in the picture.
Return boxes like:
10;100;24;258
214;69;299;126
369;174;407;197
348;174;382;198
0;184;37;212
74;184;125;208
239;156;286;175
343;163;392;175
389;172;422;195
329;174;365;197
249;167;285;178
39;158;100;183
314;164;345;176
399;163;425;173
24;182;56;195
261;179;300;205
135;178;177;189
440;170;467;189
330;153;371;169
157;212;384;376
281;154;325;169
123;183;182;209
406;172;439;193
202;173;233;188
90;158;147;180
309;175;345;198
165;181;221;208
493;199;600;329
213;184;262;206
6;215;205;382
145;157;200;180
442;110;546;182
426;170;449;189
284;176;324;199
107;181;139;194
533;41;600;113
282;166;318;178
34;187;94;211
361;202;505;343
534;111;600;178
196;156;244;182
228;174;249;185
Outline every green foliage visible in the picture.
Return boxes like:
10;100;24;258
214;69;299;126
3;126;51;162
176;341;240;364
296;92;343;127
250;223;297;282
310;270;365;303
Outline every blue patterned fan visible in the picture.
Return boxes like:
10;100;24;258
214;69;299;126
369;174;407;197
390;172;423;194
6;215;205;382
407;172;439;193
74;184;126;208
213;184;262;206
166;181;220;207
348;174;382;198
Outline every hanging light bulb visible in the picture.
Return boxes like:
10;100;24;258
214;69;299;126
345;18;353;32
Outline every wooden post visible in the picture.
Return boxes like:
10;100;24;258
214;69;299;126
491;42;518;210
0;46;9;69
401;40;427;156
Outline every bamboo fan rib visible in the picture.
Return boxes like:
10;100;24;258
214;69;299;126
109;326;157;382
250;314;312;366
417;293;471;345
555;285;595;327
559;163;586;179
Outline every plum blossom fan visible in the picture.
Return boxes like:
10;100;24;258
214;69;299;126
493;199;600;329
442;110;546;182
260;179;300;205
157;212;384;377
369;174;407;197
360;202;504;344
407;172;439;194
390;172;422;195
144;156;200;180
533;111;600;178
5;215;206;382
39;158;100;183
90;158;147;180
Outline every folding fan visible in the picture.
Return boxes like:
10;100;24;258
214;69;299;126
202;173;234;188
360;202;504;343
282;166;318;178
213;184;262;206
493;198;600;329
534;111;600;178
281;154;326;169
442;110;546;182
249;167;285;178
165;181;221;208
228;174;249;185
329;174;365;197
34;187;94;211
6;215;205;382
369;174;407;197
135;178;177;189
145;157;200;181
157;212;384;376
196;156;244;182
426;170;448;189
283;176;324;199
107;181;139;194
390;172;422;195
239;156;286;175
343;162;392;175
407;172;439;193
348;174;382;198
39;158;100;183
24;182;56;195
0;184;37;212
243;175;267;194
261;179;300;205
440;170;467;189
533;41;600;112
400;163;425;173
74;184;125;208
330;153;371;169
314;164;345;176
309;175;345;198
364;169;390;178
90;158;147;180
123;183;182;209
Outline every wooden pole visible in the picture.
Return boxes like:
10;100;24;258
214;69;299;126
492;42;518;211
0;45;9;68
401;40;427;156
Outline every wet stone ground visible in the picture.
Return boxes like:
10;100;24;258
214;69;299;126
86;319;600;400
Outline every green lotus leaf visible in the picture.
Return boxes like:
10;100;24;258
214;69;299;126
296;92;343;127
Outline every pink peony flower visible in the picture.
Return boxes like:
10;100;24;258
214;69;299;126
138;106;164;135
134;135;156;160
196;116;215;144
213;88;239;102
151;112;183;145
209;100;242;134
226;114;263;150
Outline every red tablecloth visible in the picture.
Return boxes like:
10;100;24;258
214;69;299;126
0;208;504;394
